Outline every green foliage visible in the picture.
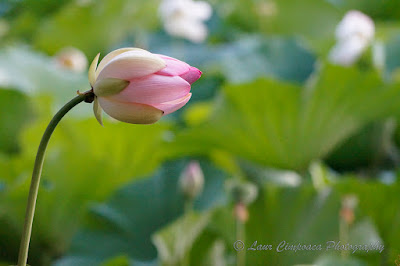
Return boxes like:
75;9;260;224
0;88;33;154
218;36;316;84
153;211;211;265
34;0;159;58
0;100;169;264
54;159;226;265
1;0;400;265
0;46;88;106
171;64;400;170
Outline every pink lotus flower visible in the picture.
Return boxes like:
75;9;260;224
89;48;202;124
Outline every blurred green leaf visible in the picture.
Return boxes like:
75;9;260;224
170;64;400;170
260;0;341;39
330;0;400;20
233;179;390;265
222;0;341;40
385;34;400;76
101;255;129;266
326;121;394;171
0;46;88;106
0;88;33;154
54;159;227;265
313;254;365;266
335;179;400;264
243;186;340;265
189;232;226;266
349;218;382;245
218;36;316;84
153;211;211;265
34;0;159;58
0;107;169;264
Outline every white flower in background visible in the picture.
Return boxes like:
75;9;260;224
159;0;212;43
54;47;88;73
329;10;375;66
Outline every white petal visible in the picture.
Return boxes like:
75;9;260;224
95;48;148;79
98;97;163;124
97;50;166;81
93;96;103;126
186;1;212;20
329;37;369;66
335;10;375;42
165;17;208;43
159;0;184;19
88;53;100;87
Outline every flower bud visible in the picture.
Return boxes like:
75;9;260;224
340;194;358;225
159;0;212;43
329;10;375;66
89;48;201;125
55;47;88;72
234;202;249;223
179;161;204;200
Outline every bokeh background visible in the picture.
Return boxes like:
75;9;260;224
1;0;400;265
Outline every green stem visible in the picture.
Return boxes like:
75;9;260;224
339;217;349;258
236;218;245;266
17;91;94;266
181;199;193;266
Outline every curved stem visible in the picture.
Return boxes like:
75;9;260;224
17;91;94;266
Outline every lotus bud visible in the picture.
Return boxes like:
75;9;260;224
340;194;358;225
55;47;88;73
329;10;375;66
179;161;204;200
88;48;202;125
234;202;249;223
159;0;212;43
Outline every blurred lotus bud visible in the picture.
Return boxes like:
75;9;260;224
227;180;258;205
55;47;88;73
159;0;212;43
234;202;249;223
89;47;201;125
179;161;204;200
340;194;358;225
329;10;375;66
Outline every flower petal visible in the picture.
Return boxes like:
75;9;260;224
97;50;166;81
95;48;145;79
156;55;191;76
152;93;192;115
164;18;208;43
98;97;163;124
88;53;100;87
108;74;190;105
329;36;368;66
335;10;375;41
187;1;212;21
93;96;103;126
180;66;202;84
